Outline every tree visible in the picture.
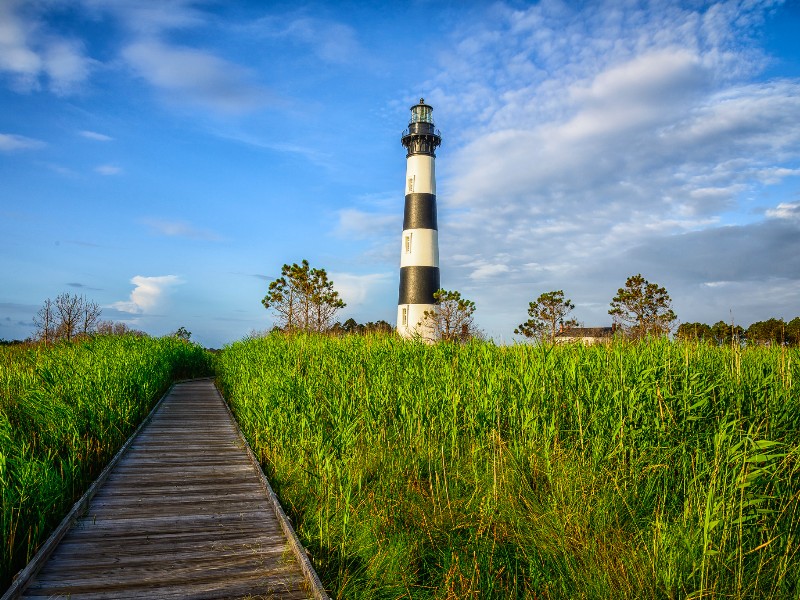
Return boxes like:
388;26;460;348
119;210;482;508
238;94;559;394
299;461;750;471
172;326;192;341
746;318;786;346
515;290;579;343
608;274;676;339
711;320;745;346
96;320;147;337
53;292;84;341
80;299;102;336
262;260;346;333
34;293;102;343
331;318;393;336
364;320;393;335
420;288;479;342
787;317;800;346
676;322;714;342
33;298;56;344
340;318;360;333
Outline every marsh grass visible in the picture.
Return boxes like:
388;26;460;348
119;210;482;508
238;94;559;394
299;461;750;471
217;334;799;599
0;335;212;590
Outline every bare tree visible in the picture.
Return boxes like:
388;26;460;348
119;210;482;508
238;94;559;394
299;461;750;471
97;320;125;335
262;260;346;333
33;298;56;344
421;288;480;342
35;293;104;343
97;320;147;337
53;293;85;341
80;299;102;336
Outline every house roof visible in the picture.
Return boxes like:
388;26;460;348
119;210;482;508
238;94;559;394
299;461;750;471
556;327;614;338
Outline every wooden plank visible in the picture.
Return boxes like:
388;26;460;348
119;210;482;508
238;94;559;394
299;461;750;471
4;378;329;600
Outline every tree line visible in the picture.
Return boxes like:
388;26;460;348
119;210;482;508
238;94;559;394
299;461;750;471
20;292;189;346
261;260;481;341
516;274;677;343
20;265;794;347
262;262;799;345
676;318;800;346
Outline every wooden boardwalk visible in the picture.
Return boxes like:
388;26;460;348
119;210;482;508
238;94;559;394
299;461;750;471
7;379;327;600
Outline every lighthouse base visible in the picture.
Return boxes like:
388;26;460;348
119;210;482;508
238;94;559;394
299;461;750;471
396;303;436;340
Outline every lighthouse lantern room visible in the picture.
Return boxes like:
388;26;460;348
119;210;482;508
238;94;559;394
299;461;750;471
397;99;442;338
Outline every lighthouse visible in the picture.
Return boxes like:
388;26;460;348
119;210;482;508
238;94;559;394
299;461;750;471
397;98;441;338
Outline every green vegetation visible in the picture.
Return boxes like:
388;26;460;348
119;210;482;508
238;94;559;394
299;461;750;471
262;259;346;333
0;335;212;590
422;288;480;342
677;318;800;346
217;334;799;599
515;290;578;343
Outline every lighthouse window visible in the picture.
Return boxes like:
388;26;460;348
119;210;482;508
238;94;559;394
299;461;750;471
402;307;408;326
407;176;414;193
412;106;433;123
405;233;412;253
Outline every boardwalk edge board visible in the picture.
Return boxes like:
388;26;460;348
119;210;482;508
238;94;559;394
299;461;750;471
1;379;182;600
213;382;332;600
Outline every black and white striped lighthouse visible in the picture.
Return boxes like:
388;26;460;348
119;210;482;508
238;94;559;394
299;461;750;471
397;98;441;338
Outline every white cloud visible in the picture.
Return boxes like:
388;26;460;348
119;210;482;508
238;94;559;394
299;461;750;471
45;163;78;177
335;208;395;239
0;132;45;151
469;263;512;280
94;164;122;175
81;0;206;35
329;272;392;307
283;17;361;64
0;1;94;94
243;15;363;65
141;218;222;241
563;49;707;139
211;129;333;168
122;40;269;113
0;2;41;81
766;202;800;221
755;167;800;185
42;38;94;95
111;275;183;314
419;0;800;337
80;130;113;141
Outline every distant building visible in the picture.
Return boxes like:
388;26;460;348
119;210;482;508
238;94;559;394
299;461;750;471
555;325;616;345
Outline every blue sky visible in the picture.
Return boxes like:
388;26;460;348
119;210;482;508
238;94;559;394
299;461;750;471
1;0;799;348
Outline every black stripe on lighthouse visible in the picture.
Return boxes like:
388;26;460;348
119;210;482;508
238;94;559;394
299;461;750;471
403;193;438;230
398;266;440;305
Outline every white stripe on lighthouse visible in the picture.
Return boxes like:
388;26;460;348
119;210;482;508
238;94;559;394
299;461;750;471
406;155;436;195
397;303;435;338
400;229;439;267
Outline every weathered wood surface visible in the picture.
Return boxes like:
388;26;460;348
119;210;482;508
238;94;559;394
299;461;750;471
14;379;326;600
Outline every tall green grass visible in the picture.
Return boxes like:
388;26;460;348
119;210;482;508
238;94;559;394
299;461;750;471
0;335;212;590
217;334;800;599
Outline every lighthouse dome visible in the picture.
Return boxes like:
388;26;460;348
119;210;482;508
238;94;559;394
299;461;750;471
411;99;434;124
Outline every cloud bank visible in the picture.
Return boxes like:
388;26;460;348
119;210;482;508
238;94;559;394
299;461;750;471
112;275;183;314
141;218;222;241
0;132;45;151
0;0;95;94
420;1;800;334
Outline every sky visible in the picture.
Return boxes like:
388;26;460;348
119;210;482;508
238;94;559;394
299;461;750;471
1;0;799;348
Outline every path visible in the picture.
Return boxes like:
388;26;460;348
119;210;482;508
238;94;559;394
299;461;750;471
7;379;327;600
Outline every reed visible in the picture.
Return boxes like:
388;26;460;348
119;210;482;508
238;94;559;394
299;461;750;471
0;335;212;590
217;334;799;599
